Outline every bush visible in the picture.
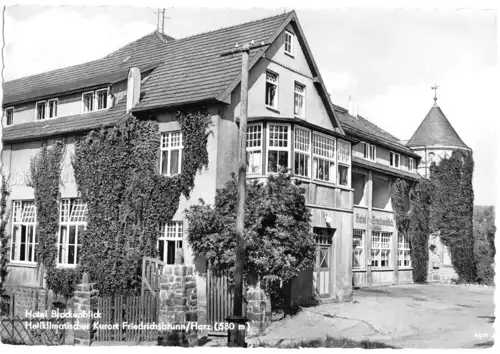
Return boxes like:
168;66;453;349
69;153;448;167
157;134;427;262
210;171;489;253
185;170;316;308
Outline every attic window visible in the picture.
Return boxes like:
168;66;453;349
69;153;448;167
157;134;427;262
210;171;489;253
408;158;414;172
362;142;376;161
390;152;400;168
5;107;14;126
96;89;108;110
48;99;58;118
284;30;294;56
36;101;46;121
82;92;94;113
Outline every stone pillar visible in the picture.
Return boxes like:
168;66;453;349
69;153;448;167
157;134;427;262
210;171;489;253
245;283;271;337
158;264;198;347
73;273;99;346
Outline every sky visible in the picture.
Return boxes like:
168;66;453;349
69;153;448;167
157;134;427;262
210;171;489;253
1;2;498;206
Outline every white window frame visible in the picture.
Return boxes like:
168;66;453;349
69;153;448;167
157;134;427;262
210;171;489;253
266;123;291;174
294;126;311;178
265;71;279;109
158;221;184;264
160;131;184;176
408;157;414;172
390;151;401;168
294;81;306;118
398;234;411;268
95;88;109;111
10;200;37;263
353;229;365;269
284;30;294;56
337;139;351;187
35;100;47;121
5;107;14;126
312;131;336;183
82;91;95;113
246;123;263;175
57;199;87;266
47;99;58;119
362;142;376;161
371;231;392;268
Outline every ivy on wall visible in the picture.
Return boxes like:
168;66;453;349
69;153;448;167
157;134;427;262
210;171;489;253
391;178;433;283
392;149;475;284
0;176;11;296
72;110;211;296
429;149;475;283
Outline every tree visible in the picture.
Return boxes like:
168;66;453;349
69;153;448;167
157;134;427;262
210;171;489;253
473;205;496;285
185;170;316;308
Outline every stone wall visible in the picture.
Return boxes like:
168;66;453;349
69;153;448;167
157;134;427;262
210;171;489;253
73;273;99;346
158;264;198;347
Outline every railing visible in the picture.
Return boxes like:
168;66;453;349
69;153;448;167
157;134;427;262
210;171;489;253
0;315;66;345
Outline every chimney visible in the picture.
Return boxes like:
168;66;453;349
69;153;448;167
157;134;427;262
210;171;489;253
348;95;358;117
126;67;141;113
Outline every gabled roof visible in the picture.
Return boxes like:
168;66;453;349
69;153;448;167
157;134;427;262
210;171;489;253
407;104;469;149
132;11;345;135
333;104;419;158
3;31;173;106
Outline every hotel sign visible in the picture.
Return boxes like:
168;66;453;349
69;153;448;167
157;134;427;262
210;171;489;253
353;208;395;231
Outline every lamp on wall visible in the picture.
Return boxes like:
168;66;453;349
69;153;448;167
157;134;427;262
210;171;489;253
325;216;333;226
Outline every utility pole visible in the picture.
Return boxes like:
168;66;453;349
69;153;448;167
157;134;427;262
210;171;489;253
220;40;269;347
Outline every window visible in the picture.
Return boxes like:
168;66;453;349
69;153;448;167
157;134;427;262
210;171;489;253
158;221;183;264
10;201;37;263
353;229;365;269
265;71;278;109
82;92;94;113
408;157;414;172
313;133;335;182
371;231;392;268
363;142;376;161
294;82;305;117
96;89;108;110
398;234;411;267
337;139;350;186
160;131;183;176
284;30;294;56
58;199;87;265
372;178;391;210
390;152;400;168
5;107;14;126
246;124;262;174
36;101;46;120
267;124;290;173
294;127;310;177
48;99;58;118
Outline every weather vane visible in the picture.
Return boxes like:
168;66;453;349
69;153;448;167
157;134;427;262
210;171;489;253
431;84;439;105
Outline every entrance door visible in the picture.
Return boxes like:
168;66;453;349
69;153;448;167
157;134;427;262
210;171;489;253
313;246;331;298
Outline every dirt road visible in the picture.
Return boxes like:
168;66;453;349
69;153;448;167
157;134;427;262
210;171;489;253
249;283;495;348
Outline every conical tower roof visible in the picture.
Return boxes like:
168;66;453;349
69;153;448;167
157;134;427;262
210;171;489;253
407;103;469;149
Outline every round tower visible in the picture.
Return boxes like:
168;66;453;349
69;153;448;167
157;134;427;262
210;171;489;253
407;87;471;178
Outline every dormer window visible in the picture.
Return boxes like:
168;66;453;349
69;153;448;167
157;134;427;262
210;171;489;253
96;89;108;110
5;107;14;126
48;99;58;118
408;157;414;172
82;92;94;113
284;30;294;56
362;142;376;161
36;101;46;121
390;152;400;168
